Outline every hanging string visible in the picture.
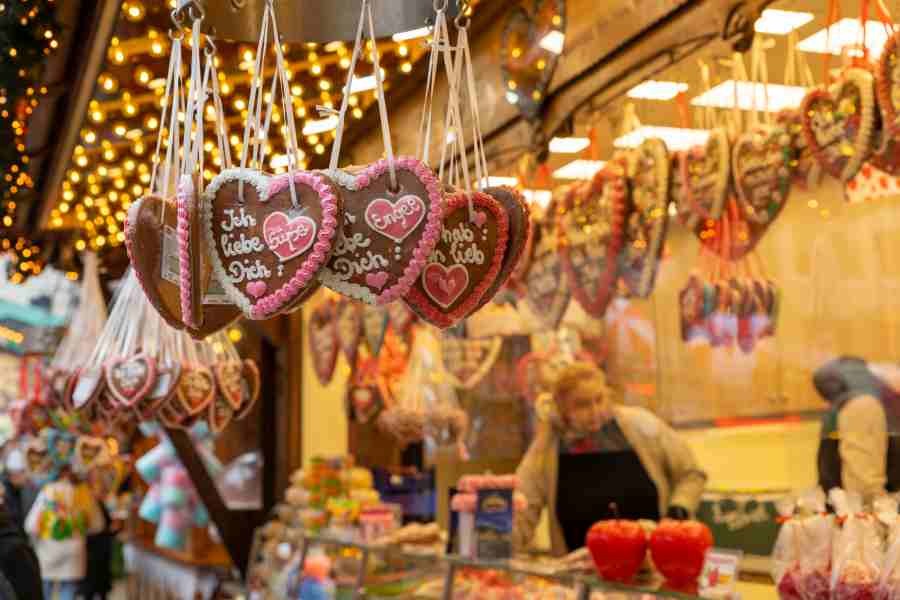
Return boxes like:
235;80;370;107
460;26;489;191
365;0;398;191
238;0;271;201
327;0;368;171
149;27;183;198
416;1;447;165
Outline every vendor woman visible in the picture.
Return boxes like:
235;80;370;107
513;362;707;555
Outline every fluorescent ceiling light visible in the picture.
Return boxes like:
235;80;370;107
480;176;519;188
302;115;339;136
553;159;606;180
270;153;305;169
613;126;710;152
798;18;896;57
392;26;430;42
754;9;814;35
549;136;590;153
627;80;688;101
505;91;518;104
539;31;565;55
690;80;807;112
522;189;552;208
346;75;376;94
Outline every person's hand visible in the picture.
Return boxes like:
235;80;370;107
666;505;689;520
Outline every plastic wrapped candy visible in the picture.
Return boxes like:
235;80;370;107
772;489;834;600
830;490;883;600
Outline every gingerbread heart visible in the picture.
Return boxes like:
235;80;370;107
309;301;339;385
335;298;362;366
681;127;730;221
872;36;900;174
558;168;625;317
775;109;823;190
234;359;261;421
347;384;383;423
203;168;343;319
214;360;245;410
75;436;108;470
525;223;570;328
801;67;876;183
126;194;242;338
139;363;181;420
176;175;204;329
405;191;509;329
679;272;708;343
208;395;234;434
158;394;191;428
318;158;443;305
175;366;216;416
500;0;565;121
476;187;532;311
670;152;696;227
362;305;389;356
71;366;105;410
440;336;503;389
104;353;157;407
732;125;793;230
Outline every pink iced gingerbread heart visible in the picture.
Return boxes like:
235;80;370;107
405;191;509;329
203;168;343;319
318;157;444;305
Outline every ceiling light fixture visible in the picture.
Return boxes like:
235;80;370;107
521;189;552;208
479;176;519;188
346;74;376;94
549;136;590;153
539;31;565;55
613;126;710;152
392;26;430;42
553;159;606;180
690;80;807;112
798;18;896;57
302;115;339;136
627;80;688;101
754;9;814;35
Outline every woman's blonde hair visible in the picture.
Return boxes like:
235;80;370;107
551;361;609;406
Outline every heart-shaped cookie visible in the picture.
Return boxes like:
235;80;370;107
405;191;509;329
176;175;204;330
157;394;191;428
214;360;245;411
335;298;362;366
318;158;443;305
309;301;339;385
775;109;823;189
440;336;503;389
127;194;242;339
525;223;570;328
347;384;383;423
558;167;626;317
362;305;389;356
104;353;157;408
208;395;234;434
234;358;261;421
71;366;106;411
138;362;181;420
477;186;532;311
500;0;565;120
203;168;343;319
623;139;669;298
732;125;793;228
75;436;108;471
174;365;216;416
801;67;877;183
681;128;730;222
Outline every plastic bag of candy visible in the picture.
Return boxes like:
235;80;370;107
831;489;883;600
772;489;834;600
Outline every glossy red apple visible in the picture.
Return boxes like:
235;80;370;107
649;519;713;585
586;519;648;583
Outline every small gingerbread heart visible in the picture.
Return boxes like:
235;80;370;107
477;186;532;311
309;301;339;385
71;366;106;411
75;436;108;471
775;109;823;190
361;305;389;356
681;128;730;222
138;362;181;420
104;353;157;408
204;168;343;319
175;365;216;416
440;336;503;389
873;35;900;174
347;384;383;423
335;298;362;367
525;222;570;329
318;158;444;305
208;395;234;434
405;191;509;328
234;359;261;421
801;67;877;183
214;360;245;411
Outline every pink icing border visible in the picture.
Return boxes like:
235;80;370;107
404;191;510;329
347;157;444;305
176;178;197;329
103;353;158;408
249;171;340;319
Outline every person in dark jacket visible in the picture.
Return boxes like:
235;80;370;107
815;356;900;505
0;503;43;599
1;448;37;531
80;500;114;600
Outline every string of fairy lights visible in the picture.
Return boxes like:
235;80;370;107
46;0;428;256
0;0;61;282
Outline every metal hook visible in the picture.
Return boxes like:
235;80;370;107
204;35;217;57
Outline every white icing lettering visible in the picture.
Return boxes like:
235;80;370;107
221;232;265;257
227;259;271;283
221;207;257;232
331;251;389;280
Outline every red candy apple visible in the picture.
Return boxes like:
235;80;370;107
649;519;714;585
586;519;648;583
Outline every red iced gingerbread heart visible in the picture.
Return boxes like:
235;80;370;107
405;191;509;329
203;168;343;320
174;365;216;416
680;128;730;222
558;166;625;317
104;353;157;408
318;158;443;305
476;186;532;311
801;67;877;183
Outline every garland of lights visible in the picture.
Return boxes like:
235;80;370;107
0;0;61;282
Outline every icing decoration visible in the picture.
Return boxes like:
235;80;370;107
405;191;510;329
440;336;504;389
524;223;571;329
203;168;343;319
126;194;241;338
71;366;105;410
213;360;245;411
174;366;216;416
335;298;362;366
309;300;339;385
623;139;669;298
775;109;823;190
801;67;876;183
477;187;533;310
732;125;793;229
558;165;626;317
500;0;565;121
362;304;389;357
176;175;203;330
318;158;443;305
104;353;157;408
681;128;730;222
